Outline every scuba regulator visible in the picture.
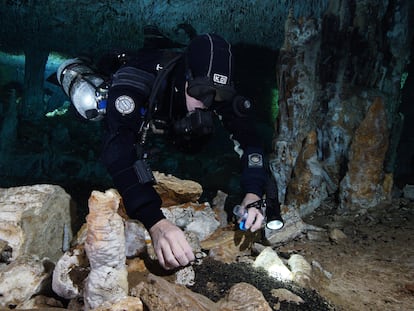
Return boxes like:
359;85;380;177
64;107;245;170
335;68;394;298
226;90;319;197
173;108;215;137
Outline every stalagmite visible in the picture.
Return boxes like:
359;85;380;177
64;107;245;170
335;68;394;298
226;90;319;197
83;189;128;310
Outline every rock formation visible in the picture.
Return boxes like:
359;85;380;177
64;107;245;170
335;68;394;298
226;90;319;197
0;182;334;310
339;97;390;210
0;184;73;262
271;0;413;219
83;189;128;310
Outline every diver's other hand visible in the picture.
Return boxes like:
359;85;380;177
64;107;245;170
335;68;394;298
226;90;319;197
149;219;195;269
241;193;264;232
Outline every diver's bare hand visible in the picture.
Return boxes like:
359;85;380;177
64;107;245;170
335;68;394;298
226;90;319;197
149;219;195;269
241;193;264;232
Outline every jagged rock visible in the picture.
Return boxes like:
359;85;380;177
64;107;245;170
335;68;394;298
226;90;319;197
253;247;293;281
83;189;128;310
52;246;88;299
270;11;322;205
132;273;217;311
339;97;390;210
217;282;272;311
0;255;54;308
200;228;256;263
0;184;74;263
162;202;220;241
153;171;203;206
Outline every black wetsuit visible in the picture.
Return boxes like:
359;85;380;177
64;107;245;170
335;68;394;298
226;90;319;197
101;41;267;230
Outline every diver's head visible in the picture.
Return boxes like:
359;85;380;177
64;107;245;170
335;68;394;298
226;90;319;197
185;33;236;108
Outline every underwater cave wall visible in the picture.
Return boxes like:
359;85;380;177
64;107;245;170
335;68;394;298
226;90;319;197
271;0;413;215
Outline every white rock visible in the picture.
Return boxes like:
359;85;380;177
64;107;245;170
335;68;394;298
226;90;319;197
83;189;128;310
0;184;73;263
162;203;220;241
253;247;293;281
0;255;53;308
52;247;86;299
175;265;195;286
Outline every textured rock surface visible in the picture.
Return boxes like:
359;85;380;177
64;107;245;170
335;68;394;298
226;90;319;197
287;130;328;216
133;273;217;311
52;247;88;299
0;255;54;308
217;282;272;311
271;11;322;206
339;97;389;210
161;202;220;241
200;227;257;263
0;184;73;262
83;189;128;310
271;0;413;218
153;171;203;206
92;296;143;311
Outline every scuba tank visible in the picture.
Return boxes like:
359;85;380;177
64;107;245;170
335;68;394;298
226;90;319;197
57;58;108;121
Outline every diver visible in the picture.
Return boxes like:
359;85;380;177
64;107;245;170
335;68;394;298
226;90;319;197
57;29;283;270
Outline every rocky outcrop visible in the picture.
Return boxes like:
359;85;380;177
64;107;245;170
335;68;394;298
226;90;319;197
339;97;390;210
271;0;413;218
0;184;73;262
0;180;331;310
0;255;54;308
287;130;328;216
153;171;203;206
